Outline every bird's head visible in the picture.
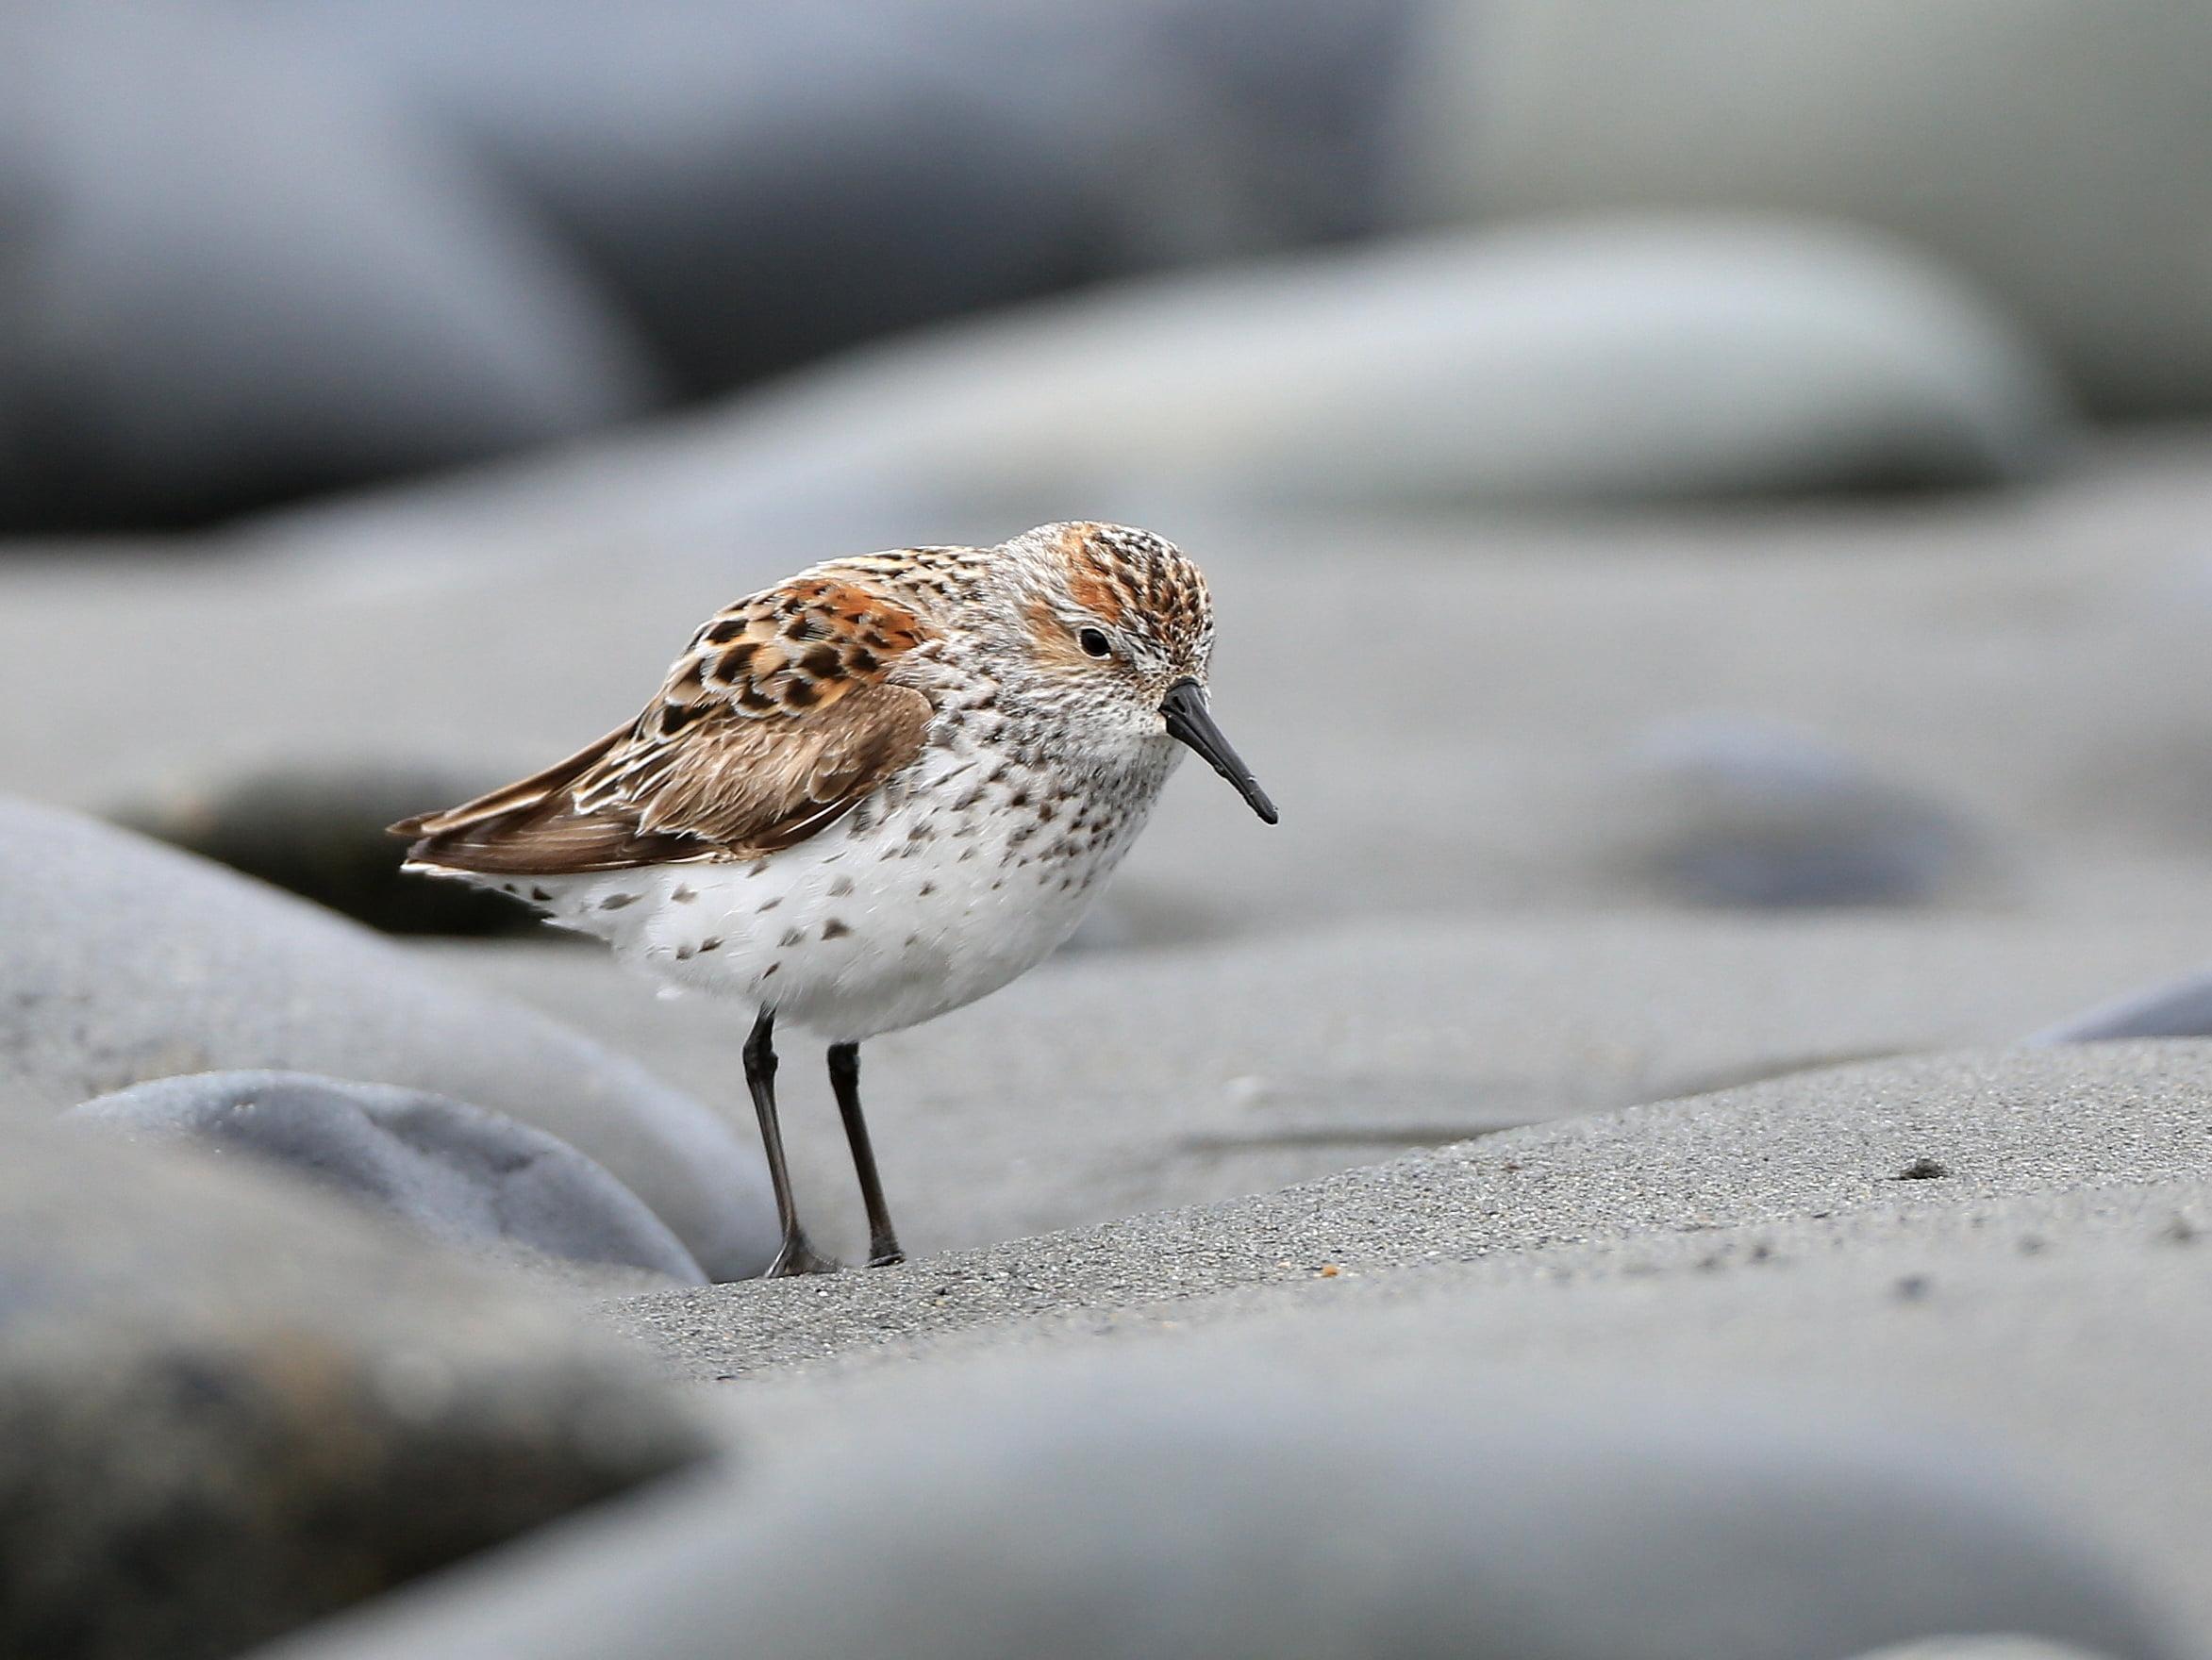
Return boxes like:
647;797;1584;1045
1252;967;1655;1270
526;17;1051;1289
994;522;1276;823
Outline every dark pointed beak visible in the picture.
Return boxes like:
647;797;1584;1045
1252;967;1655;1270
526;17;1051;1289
1161;679;1278;824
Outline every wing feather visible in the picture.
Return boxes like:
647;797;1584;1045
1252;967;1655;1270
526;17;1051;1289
392;570;939;875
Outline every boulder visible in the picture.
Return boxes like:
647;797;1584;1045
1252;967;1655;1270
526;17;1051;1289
273;215;2071;551
0;1111;712;1660
0;796;775;1280
69;1071;707;1285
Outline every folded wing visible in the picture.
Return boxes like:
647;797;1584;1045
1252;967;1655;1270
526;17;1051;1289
391;573;937;875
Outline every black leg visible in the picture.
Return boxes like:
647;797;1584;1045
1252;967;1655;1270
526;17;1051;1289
827;1041;906;1267
744;1008;840;1277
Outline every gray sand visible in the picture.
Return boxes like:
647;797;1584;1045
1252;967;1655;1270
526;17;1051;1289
426;914;2212;1262
603;1042;2212;1640
602;1041;2212;1378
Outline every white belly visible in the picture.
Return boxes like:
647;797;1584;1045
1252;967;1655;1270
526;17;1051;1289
464;743;1176;1041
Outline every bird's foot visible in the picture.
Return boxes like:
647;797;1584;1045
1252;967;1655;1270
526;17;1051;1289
766;1235;844;1277
865;1245;906;1270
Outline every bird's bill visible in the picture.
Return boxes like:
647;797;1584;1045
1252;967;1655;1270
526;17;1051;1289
1160;679;1279;824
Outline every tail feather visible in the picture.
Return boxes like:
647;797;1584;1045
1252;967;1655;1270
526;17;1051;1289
389;723;706;874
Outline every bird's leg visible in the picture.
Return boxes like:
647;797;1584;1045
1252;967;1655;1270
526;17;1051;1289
827;1041;906;1267
744;1008;840;1276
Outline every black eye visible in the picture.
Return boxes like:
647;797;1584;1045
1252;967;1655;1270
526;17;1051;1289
1078;626;1113;659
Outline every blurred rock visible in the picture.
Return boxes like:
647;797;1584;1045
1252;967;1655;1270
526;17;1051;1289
284;0;1416;395
0;1110;712;1660
2027;968;2212;1046
1389;0;2212;415
278;215;2071;550
0;1;654;532
113;764;544;937
246;1362;2176;1660
69;1071;707;1285
0;795;775;1279
1614;715;1983;907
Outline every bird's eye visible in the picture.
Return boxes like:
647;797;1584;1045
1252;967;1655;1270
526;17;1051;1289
1078;626;1114;659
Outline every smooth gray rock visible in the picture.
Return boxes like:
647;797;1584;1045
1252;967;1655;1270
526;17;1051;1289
1388;0;2212;415
2027;968;2212;1045
255;216;2071;549
0;0;653;531
247;1362;2177;1660
1613;715;1983;906
69;1071;707;1284
0;796;775;1280
0;1110;712;1660
762;213;2065;510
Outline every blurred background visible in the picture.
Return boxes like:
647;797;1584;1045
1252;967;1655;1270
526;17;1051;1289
8;0;2206;532
12;8;2212;1659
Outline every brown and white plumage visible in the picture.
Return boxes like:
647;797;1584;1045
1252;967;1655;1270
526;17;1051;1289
393;571;940;872
391;523;1274;1276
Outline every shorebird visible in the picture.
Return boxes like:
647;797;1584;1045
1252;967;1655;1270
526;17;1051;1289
392;523;1276;1276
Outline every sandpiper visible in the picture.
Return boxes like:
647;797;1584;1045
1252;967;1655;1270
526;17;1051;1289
392;522;1276;1276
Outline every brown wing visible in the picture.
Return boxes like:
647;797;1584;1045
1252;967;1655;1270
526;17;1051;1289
391;572;937;874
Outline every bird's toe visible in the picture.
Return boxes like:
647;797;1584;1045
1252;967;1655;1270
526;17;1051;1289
766;1237;845;1277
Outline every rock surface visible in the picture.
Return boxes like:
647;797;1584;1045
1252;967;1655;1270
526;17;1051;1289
69;1071;706;1285
781;215;2071;508
0;1110;711;1660
249;216;2073;551
0;797;775;1280
245;1363;2177;1660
